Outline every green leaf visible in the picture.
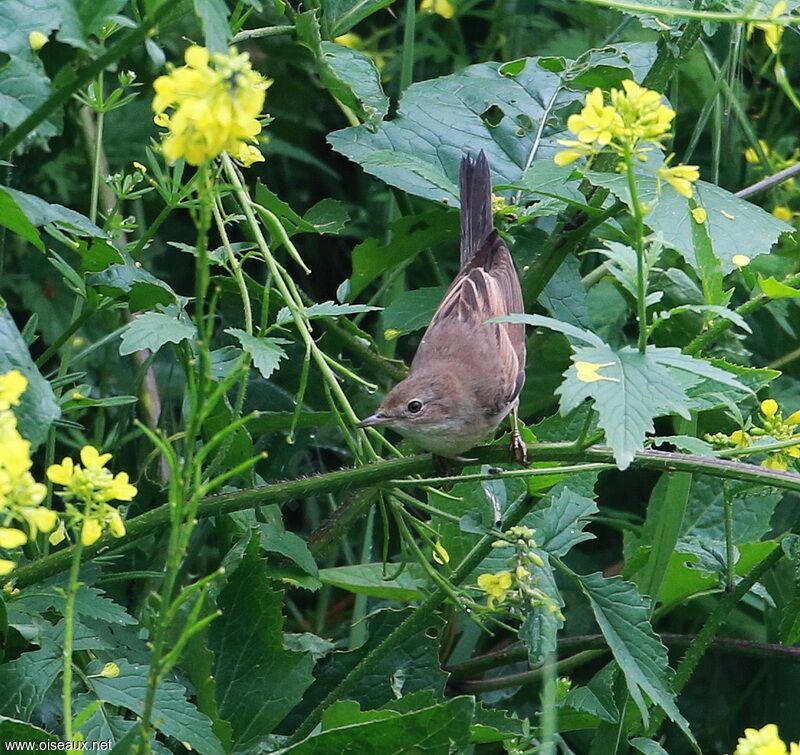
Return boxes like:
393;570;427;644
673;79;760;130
276;301;382;326
318;563;428;601
302;197;350;234
210;543;315;750
630;737;670;755
0;648;61;719
119;311;196;356
90;660;224;755
328;54;637;204
758;275;800;299
193;0;230;53
87;256;179;310
587;173;791;274
469;703;526;743
523;486;598;556
285;697;474;753
0;57;58;141
297;11;388;126
539;254;592;329
3;186;105;237
321;0;394;37
563;665;619;723
382;286;446;337
0;188;43;250
225;328;289;380
350;210;458;297
574;572;694;743
260;522;319;577
497;313;604;346
0;305;60;449
0;716;58;746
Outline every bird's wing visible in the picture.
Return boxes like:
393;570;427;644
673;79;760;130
419;231;526;403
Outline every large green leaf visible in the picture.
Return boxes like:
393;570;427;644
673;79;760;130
0;648;61;720
297;11;388;126
587;173;792;274
90;660;224;755
318;563;428;601
575;572;695;743
210;543;315;750
285;697;475;753
382;286;446;338
328;47;651;204
3;186;105;238
0;305;60;449
0;189;43;251
0;716;58;747
193;0;230;53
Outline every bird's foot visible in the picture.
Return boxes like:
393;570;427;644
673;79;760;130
509;428;529;466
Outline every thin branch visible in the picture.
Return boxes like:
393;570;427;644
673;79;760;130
735;161;800;200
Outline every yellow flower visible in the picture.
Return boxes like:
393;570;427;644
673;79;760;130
773;206;793;222
761;399;779;418
691;207;707;223
786;410;800;425
0;559;15;576
575;361;619;383
747;1;788;54
609;79;675;146
732;254;751;268
334;33;362;48
744;139;770;163
566;88;617;147
0;527;27;548
232;142;266;168
0;370;27;411
432;540;450;564
152;45;271;166
100;662;120;678
734;724;788;755
108;510;126;538
553;139;595;166
477;570;513;609
81;518;102;546
420;0;455;17
763;455;788;470
133;161;147;174
28;31;48;51
47;456;75;487
657;162;700;198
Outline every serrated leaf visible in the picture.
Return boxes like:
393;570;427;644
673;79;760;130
0;57;58;141
210;543;315;750
563;664;619;723
225;328;289;380
539;254;592;329
119;311;196;356
87;256;179;310
630;737;670;755
0;715;58;745
587;173;791;274
90;660;224;755
0;648;61;719
302;197;350;234
276;300;381;326
0;305;60;449
575;572;694;743
318;563;428;601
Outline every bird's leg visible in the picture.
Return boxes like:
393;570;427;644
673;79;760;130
509;404;528;465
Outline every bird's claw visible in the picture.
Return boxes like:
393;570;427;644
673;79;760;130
509;428;528;466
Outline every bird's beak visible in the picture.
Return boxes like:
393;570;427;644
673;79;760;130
357;412;391;428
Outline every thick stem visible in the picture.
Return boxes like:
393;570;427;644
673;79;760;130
62;540;85;745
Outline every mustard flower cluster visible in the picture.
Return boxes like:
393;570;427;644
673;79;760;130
747;1;788;54
706;399;800;471
555;80;699;198
476;525;564;618
734;723;800;755
152;46;271;167
48;446;136;547
0;371;58;575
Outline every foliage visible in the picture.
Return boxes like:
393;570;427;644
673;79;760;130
2;0;800;753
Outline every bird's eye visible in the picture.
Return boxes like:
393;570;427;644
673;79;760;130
407;400;423;414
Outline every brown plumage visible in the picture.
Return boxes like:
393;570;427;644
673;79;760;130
358;152;527;461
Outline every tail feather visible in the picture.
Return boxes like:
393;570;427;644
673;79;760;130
459;151;493;267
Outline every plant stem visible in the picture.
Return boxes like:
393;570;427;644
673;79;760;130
624;154;649;354
723;482;735;591
62;540;85;745
10;444;800;590
400;0;416;93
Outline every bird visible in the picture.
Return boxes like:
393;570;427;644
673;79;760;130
358;151;528;464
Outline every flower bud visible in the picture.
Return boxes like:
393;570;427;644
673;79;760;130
29;31;48;51
761;399;779;418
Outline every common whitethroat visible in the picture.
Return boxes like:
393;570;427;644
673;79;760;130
358;151;528;463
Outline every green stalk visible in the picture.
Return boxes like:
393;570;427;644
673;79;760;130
723;482;735;591
400;0;416;93
624;153;649;354
61;540;84;746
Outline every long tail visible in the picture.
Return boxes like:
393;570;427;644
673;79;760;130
459;151;493;268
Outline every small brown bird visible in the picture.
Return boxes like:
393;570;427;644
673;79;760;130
358;151;527;462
